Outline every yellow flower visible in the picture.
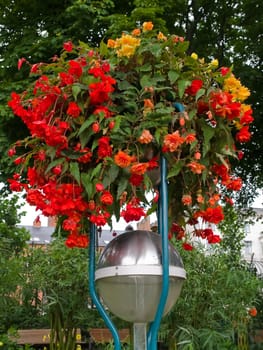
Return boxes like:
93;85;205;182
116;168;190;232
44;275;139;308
142;21;154;31
210;59;219;68
223;76;250;101
115;34;141;57
0;341;3;347
237;85;250;101
76;334;81;341
224;76;241;91
157;32;167;41
191;52;198;60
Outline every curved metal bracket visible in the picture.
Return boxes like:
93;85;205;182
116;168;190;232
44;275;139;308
88;223;121;350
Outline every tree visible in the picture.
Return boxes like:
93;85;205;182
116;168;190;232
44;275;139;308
0;194;30;332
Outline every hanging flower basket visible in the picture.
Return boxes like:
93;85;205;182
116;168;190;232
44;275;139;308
7;22;253;249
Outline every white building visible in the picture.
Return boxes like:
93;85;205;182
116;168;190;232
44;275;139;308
242;208;263;276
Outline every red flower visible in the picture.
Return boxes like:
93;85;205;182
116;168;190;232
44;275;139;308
63;41;73;52
207;234;221;244
196;206;224;224
185;79;203;96
97;136;112;158
68;60;82;78
220;67;231;76
8;148;16;157
96;183;104;192
92;122;100;133
236;125;251;143
100;190;114;205
67;101;81;118
90;213;107;226
18;57;27;70
65;233;89;248
224;177;242;191
59;72;74;85
129;174;144;186
121;200;146;222
182;242;194;251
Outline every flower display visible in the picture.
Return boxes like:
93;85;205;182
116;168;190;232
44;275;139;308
7;22;253;248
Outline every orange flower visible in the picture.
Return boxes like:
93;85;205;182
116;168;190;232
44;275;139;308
144;99;154;110
142;21;154;31
107;39;116;48
163;131;184;152
157;32;167;41
194;152;201;160
138;129;153;144
182;194;192;206
114;150;132;168
187;161;206;174
248;307;257;317
208;193;221;206
132;28;141;36
184;133;196;144
197;194;204;203
130;162;149;175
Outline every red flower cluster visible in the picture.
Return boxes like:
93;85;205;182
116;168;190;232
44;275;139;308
7;25;254;251
8;46;118;248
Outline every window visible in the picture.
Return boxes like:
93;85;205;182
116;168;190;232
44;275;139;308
244;223;251;235
244;240;252;255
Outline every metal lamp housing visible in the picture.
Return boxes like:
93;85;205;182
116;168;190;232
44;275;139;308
95;230;186;323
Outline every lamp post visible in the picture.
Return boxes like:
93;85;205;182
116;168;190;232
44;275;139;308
95;230;186;349
89;108;186;349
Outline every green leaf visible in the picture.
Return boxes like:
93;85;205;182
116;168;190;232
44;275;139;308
117;177;128;199
202;122;215;156
168;70;180;84
81;173;94;199
140;75;152;88
178;80;191;98
102;165;119;188
79;129;93;148
70;162;80;184
90;163;102;180
45;158;65;174
195;88;206;101
77;114;97;136
99;40;108;57
72;84;82;101
167;160;184;178
117;80;135;91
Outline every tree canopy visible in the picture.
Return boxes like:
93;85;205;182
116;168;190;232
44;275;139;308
0;0;262;205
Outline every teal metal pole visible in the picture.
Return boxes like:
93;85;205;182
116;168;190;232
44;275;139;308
88;223;121;350
147;102;185;349
147;155;169;349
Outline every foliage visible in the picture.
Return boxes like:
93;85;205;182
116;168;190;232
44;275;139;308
0;328;33;350
24;238;103;349
0;194;30;332
7;22;253;251
160;244;262;349
159;204;262;349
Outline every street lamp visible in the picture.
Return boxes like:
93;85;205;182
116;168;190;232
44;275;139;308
95;229;186;349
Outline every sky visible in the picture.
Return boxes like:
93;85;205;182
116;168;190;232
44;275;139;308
18;192;262;228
